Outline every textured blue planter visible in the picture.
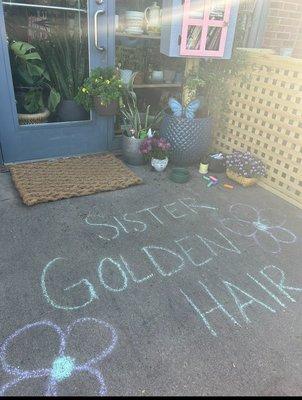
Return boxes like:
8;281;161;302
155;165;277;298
160;113;212;166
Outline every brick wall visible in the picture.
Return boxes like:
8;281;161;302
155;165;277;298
262;0;302;58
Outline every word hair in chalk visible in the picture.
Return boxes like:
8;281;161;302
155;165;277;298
0;318;117;396
220;203;296;254
181;265;302;337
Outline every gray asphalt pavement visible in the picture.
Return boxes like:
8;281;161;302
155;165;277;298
0;164;301;396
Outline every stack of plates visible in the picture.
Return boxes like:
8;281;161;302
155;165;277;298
125;11;144;35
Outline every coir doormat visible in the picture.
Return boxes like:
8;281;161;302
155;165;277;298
9;153;143;206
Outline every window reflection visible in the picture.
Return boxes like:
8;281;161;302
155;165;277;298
3;0;90;125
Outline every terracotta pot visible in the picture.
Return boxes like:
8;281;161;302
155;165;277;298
93;98;118;116
133;71;145;85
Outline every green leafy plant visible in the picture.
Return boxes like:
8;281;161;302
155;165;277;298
9;41;60;114
184;49;249;130
120;90;163;139
75;67;123;111
35;30;88;101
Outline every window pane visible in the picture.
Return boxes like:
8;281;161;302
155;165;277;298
186;26;203;50
209;0;227;20
3;0;90;125
205;27;222;50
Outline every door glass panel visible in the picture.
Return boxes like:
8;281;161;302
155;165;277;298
3;0;90;125
206;27;222;50
188;0;205;19
209;0;227;21
114;0;184;138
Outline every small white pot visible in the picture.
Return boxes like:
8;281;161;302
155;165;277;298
151;70;164;82
151;157;169;172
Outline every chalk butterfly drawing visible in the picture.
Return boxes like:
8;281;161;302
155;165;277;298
0;318;117;396
168;97;201;119
220;203;296;254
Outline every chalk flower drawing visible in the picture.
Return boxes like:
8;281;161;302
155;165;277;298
220;203;296;254
0;318;117;396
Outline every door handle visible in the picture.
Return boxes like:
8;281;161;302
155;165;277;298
94;9;106;52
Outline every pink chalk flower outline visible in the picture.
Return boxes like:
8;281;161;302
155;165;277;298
220;203;296;254
0;318;117;396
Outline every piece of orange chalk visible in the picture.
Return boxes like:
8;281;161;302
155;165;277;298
223;184;234;189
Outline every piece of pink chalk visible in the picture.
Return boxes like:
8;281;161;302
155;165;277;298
210;176;218;182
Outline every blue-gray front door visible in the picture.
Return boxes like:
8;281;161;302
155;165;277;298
0;0;115;163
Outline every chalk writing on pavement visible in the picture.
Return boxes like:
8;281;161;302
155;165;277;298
41;199;299;337
0;318;117;396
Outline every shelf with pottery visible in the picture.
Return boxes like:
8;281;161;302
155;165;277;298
116;32;161;40
133;83;182;88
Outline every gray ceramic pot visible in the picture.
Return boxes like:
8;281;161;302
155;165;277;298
160;113;212;166
122;134;146;166
57;100;89;122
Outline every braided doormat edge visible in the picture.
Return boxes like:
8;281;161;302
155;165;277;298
9;153;143;206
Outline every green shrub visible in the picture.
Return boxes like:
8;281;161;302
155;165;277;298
75;67;123;111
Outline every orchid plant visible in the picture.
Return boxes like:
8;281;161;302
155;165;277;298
140;136;171;160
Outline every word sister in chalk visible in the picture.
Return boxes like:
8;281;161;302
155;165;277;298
85;199;296;256
85;197;217;241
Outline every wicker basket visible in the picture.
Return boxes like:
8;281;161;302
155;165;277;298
226;169;257;187
18;108;50;125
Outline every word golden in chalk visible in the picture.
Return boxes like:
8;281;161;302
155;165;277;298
41;228;241;310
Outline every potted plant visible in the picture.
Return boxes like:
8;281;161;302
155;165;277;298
35;30;89;122
160;50;248;166
140;136;171;172
120;90;163;165
208;152;226;173
9;41;60;125
75;67;123;116
116;46;133;85
199;153;209;174
116;45;147;85
147;51;165;83
184;49;248;133
225;151;267;187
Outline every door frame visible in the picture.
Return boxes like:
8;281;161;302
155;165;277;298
0;0;115;164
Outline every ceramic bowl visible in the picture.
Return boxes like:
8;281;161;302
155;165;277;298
169;168;191;183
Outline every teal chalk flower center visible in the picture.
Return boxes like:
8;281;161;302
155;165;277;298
253;221;268;231
51;356;76;382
